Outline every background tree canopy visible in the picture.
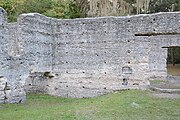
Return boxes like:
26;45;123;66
1;0;180;22
0;0;81;22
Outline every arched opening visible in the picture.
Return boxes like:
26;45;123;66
166;47;180;76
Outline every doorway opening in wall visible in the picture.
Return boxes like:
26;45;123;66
166;47;180;76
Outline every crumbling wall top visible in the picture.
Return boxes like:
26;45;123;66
0;7;7;25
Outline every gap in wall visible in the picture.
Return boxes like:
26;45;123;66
166;47;180;76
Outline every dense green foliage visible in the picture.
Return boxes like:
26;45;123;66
0;90;179;120
149;0;180;13
0;0;81;22
1;0;180;22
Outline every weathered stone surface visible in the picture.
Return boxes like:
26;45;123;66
0;7;26;103
0;76;25;104
0;80;26;104
24;72;50;93
20;12;180;98
0;7;7;25
0;7;180;100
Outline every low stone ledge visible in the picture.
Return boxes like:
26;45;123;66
149;86;180;94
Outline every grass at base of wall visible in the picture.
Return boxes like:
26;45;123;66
0;90;179;120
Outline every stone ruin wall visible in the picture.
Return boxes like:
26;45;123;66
0;7;180;103
0;8;25;103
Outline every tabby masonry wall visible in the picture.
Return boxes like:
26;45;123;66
0;8;25;103
0;7;180;102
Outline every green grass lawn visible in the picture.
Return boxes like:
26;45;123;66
0;90;179;120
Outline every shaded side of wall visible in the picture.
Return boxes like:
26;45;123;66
0;7;25;103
